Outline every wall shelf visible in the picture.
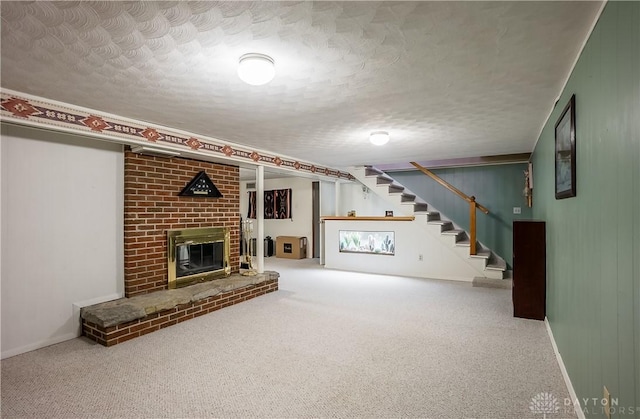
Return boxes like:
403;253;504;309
322;216;415;221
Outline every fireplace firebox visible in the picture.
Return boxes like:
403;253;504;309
167;227;231;288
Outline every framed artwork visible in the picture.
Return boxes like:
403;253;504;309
555;94;576;199
385;210;394;217
247;188;292;219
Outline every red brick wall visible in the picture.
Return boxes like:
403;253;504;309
124;151;240;297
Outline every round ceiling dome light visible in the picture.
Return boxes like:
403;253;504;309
369;131;390;146
237;53;275;86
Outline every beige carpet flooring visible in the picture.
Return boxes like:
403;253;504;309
1;258;575;418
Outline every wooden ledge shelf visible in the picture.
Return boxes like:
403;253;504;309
322;216;415;221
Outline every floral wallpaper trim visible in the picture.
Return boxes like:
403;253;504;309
0;90;354;181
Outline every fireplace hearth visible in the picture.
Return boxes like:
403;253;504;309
167;227;231;288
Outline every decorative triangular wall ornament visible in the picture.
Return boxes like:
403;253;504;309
179;171;223;198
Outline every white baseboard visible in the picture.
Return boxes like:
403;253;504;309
1;332;79;360
545;317;585;419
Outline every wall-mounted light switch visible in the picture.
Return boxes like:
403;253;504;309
513;207;521;214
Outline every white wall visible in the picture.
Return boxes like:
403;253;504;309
318;181;336;263
240;176;313;258
324;219;479;281
338;181;403;217
1;124;124;358
319;181;336;217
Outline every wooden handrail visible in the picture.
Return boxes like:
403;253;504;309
410;161;490;256
410;162;489;214
469;197;477;255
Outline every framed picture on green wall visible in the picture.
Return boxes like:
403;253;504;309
554;94;576;199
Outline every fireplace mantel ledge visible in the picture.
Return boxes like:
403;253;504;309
81;271;279;328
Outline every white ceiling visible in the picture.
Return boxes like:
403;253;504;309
0;1;601;170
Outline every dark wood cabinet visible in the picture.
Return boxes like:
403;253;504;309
512;220;546;320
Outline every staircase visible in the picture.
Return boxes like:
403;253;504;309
350;165;507;280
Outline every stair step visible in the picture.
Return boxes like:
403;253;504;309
414;203;429;212
486;260;507;271
376;176;394;185
427;211;441;221
470;250;491;259
455;239;485;250
388;184;405;194
401;193;416;202
428;220;453;231
473;277;512;289
442;229;465;236
428;219;452;226
365;166;383;177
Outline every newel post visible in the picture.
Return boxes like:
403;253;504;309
469;196;477;255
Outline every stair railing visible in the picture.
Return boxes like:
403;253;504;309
410;162;489;255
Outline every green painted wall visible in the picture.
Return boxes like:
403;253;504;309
388;163;532;267
531;2;639;417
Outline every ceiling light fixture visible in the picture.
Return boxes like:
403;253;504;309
237;53;275;86
369;131;390;146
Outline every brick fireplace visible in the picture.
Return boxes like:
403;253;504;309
124;151;240;297
81;151;279;347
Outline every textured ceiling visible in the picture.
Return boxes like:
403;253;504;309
0;1;601;169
